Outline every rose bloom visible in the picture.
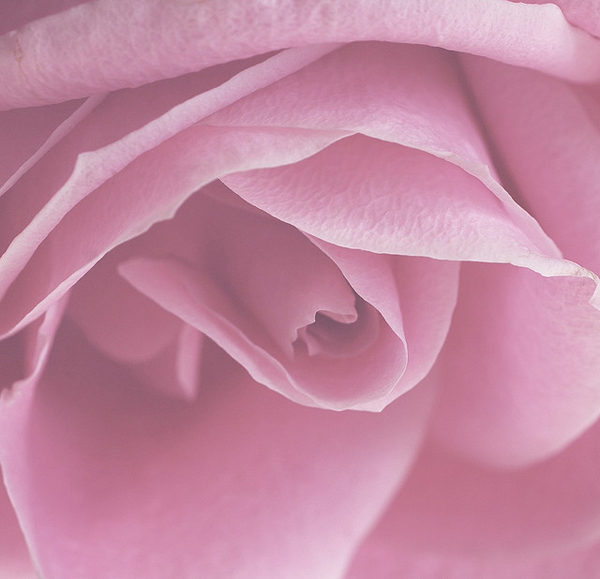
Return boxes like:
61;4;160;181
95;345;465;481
1;0;600;577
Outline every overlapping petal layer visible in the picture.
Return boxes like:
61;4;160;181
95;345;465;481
0;317;433;578
113;187;456;411
0;101;345;337
1;1;600;577
2;0;600;110
425;55;600;467
344;418;600;578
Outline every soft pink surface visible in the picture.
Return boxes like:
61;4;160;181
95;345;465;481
1;1;600;577
0;476;37;579
345;424;600;578
0;314;432;578
2;0;600;110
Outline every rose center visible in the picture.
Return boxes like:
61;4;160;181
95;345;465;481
293;296;380;359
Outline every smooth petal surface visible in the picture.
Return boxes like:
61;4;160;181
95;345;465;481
424;56;600;467
344;422;600;578
0;322;433;578
431;263;600;467
0;475;36;579
2;0;600;109
347;545;600;579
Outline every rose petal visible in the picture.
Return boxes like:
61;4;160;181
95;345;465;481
513;0;600;39
430;262;600;467
67;249;204;400
347;525;600;579
129;324;204;401
117;190;408;410
309;239;460;410
67;248;182;364
422;55;600;467
348;548;600;579
0;474;36;578
2;0;600;109
347;542;600;579
0;95;103;195
195;186;365;360
0;44;336;318
222;134;600;310
0;0;86;36
210;41;557;258
344;422;600;578
0;322;433;578
0;296;66;576
0;121;346;338
462;55;600;281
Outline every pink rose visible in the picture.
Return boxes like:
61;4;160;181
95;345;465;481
2;1;600;577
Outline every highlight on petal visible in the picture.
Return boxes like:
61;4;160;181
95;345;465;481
0;320;433;578
2;0;600;109
0;473;36;579
513;0;600;39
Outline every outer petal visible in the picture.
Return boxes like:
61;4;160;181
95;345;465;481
0;42;345;337
209;41;556;257
222;135;599;301
2;0;600;109
461;55;600;289
344;420;600;578
0;322;433;578
426;56;600;467
431;264;600;467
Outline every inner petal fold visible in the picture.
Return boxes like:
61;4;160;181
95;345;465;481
117;186;407;410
